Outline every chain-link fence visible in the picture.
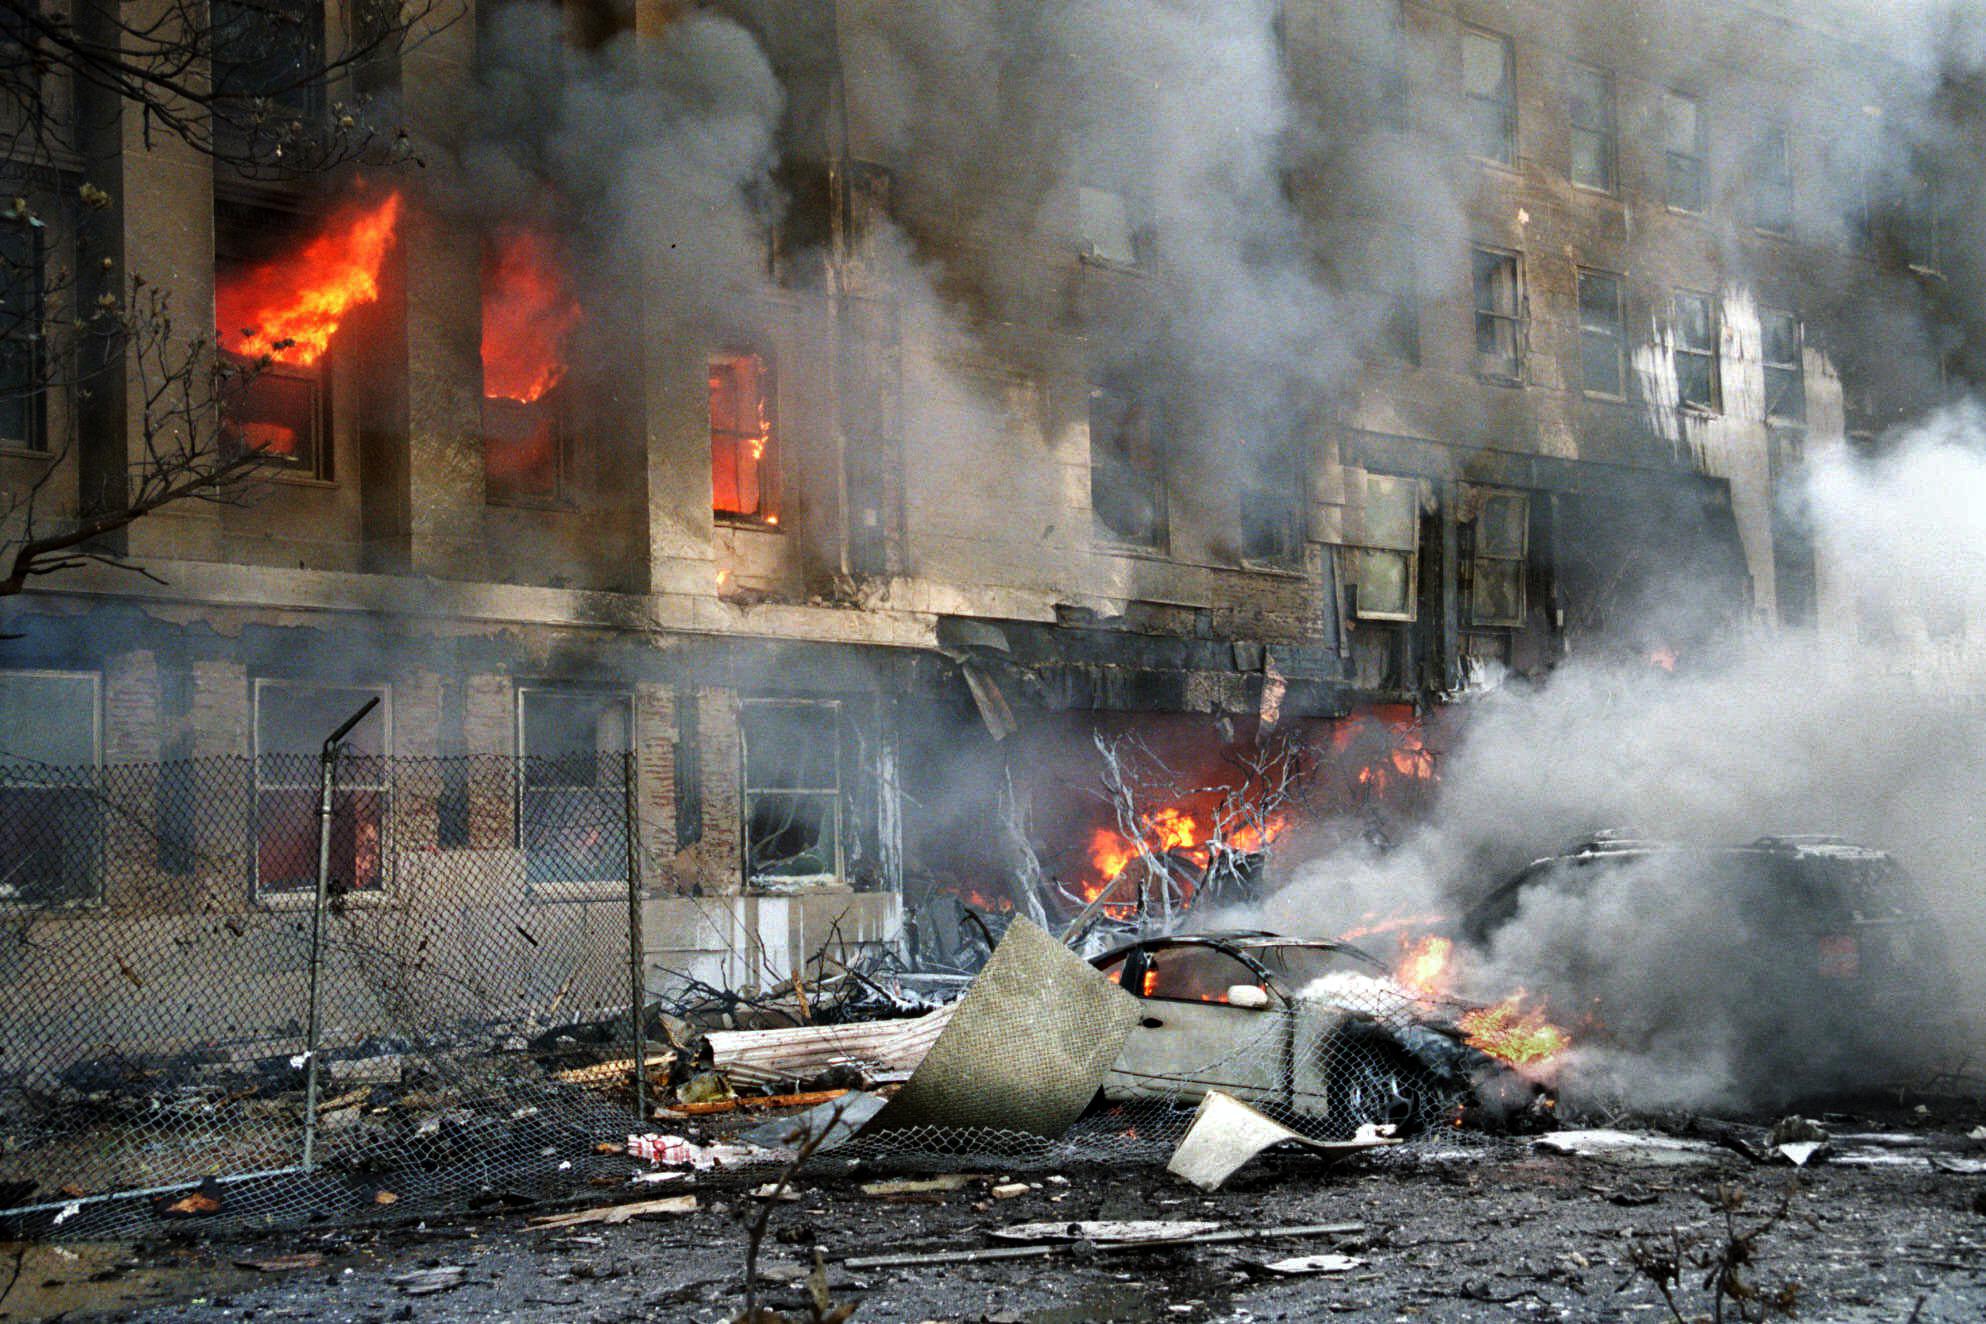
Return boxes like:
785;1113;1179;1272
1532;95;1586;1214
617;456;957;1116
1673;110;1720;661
0;749;652;1238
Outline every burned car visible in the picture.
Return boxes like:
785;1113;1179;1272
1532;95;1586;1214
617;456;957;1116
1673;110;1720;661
1091;932;1542;1137
1460;833;1958;1100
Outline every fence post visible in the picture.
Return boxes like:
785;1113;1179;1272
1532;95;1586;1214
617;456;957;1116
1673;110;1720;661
302;697;381;1172
623;748;649;1126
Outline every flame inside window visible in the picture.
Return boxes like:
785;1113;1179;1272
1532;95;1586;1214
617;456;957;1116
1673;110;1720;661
481;228;580;502
710;351;776;522
215;192;401;369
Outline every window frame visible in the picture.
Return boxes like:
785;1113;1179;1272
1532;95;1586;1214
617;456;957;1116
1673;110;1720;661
1760;308;1806;424
1466;487;1529;629
1461;27;1517;167
0;668;104;910
1576;267;1627;399
1662;90;1707;215
1672;290;1721;413
0;215;46;452
1353;471;1420;623
739;697;844;892
1088;375;1170;553
1752;122;1794;236
483;393;571;507
213;199;336;482
1568;63;1617;195
251;678;392;902
1238;438;1306;571
710;348;781;527
1365;234;1420;366
514;685;635;893
1471;246;1526;385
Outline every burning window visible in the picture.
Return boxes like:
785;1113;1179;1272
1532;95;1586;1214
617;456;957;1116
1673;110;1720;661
1461;29;1515;166
517;688;630;886
1353;471;1418;621
215;193;401;479
1672;291;1720;412
1568;64;1615;193
1472;247;1524;383
1467;488;1528;628
741;699;841;889
0;217;42;447
482;229;579;505
1661;91;1706;214
1752;123;1794;235
0;670;101;906
252;680;388;896
1140;946;1263;1005
710;351;777;524
1761;310;1805;423
1089;376;1167;549
1578;269;1625;398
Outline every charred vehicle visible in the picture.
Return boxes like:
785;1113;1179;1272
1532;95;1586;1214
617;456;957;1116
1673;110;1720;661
1091;932;1543;1136
1460;833;1958;1100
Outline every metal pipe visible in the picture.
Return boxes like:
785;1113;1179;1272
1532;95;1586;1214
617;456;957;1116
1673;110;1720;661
623;747;649;1125
0;1165;311;1222
301;696;381;1172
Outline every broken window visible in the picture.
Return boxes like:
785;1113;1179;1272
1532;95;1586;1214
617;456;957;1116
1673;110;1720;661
1462;29;1515;166
1353;471;1418;621
517;688;631;886
1752;123;1793;234
741;699;841;889
1239;440;1304;568
0;217;42;448
0;670;100;906
253;680;388;896
1472;247;1524;384
1467;488;1528;628
710;350;778;524
1672;291;1720;412
1090;376;1167;549
483;229;579;505
1577;269;1626;398
1661;91;1706;214
1568;64;1616;193
1761;310;1805;423
214;202;332;479
1140;945;1265;1004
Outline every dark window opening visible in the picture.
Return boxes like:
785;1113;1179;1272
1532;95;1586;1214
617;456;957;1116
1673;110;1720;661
0;217;44;449
742;699;841;888
1240;441;1304;568
1569;64;1616;193
1673;291;1720;412
1761;310;1805;423
674;692;702;851
1367;236;1419;364
1578;269;1626;397
1753;124;1793;234
517;688;630;885
1472;247;1524;383
1663;91;1706;214
1462;29;1515;165
711;350;778;524
211;0;327;157
253;681;387;896
1090;376;1167;549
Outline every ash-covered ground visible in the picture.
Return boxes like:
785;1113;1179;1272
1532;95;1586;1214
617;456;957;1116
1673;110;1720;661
10;1098;1986;1323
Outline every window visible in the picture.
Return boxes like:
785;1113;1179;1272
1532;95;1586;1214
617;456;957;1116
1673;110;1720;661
0;218;42;448
1662;91;1707;213
1353;472;1418;621
741;699;841;889
220;362;329;476
1760;310;1805;423
1672;291;1720;411
210;0;326;162
483;229;578;505
214;203;332;479
1462;29;1515;165
1899;171;1943;272
1752;124;1793;234
0;671;100;906
1090;375;1167;549
1472;248;1524;383
1368;236;1419;364
1079;186;1147;268
517;688;630;885
1139;945;1264;1004
253;681;388;896
1568;64;1616;193
710;351;777;524
1578;269;1626;397
1468;488;1528;627
1239;441;1304;567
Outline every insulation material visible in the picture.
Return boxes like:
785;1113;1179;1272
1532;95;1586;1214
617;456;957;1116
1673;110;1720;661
1166;1090;1398;1192
861;919;1140;1138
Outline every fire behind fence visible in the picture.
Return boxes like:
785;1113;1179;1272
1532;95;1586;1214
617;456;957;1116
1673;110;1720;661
0;749;651;1238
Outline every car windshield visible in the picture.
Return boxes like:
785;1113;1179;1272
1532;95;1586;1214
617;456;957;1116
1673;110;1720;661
1252;943;1388;987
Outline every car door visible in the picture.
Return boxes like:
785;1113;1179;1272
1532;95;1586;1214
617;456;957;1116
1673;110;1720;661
1104;944;1288;1108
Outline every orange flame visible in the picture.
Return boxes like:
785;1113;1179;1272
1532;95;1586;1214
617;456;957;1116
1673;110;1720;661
217;193;402;367
1395;935;1453;999
482;228;581;404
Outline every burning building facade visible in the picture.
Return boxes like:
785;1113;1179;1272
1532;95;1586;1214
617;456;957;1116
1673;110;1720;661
0;0;1971;995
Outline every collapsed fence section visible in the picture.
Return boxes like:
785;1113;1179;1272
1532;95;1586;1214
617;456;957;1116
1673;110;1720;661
0;751;651;1237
